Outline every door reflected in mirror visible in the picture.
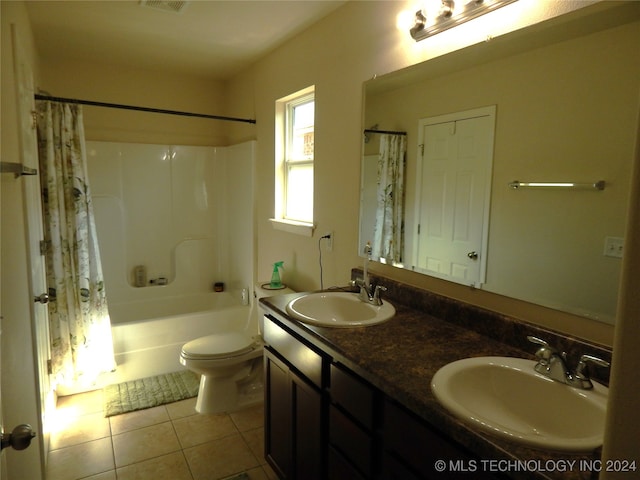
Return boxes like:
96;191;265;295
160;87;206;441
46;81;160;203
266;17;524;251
360;4;640;324
412;106;495;287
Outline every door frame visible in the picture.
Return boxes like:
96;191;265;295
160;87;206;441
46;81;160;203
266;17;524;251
412;105;496;287
11;23;52;477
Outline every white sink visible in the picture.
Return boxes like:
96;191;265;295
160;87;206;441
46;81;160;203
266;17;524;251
286;292;395;327
431;356;608;452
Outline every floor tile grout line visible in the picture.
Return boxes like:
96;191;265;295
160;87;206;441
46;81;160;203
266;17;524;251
178;447;197;480
107;404;172;436
108;418;117;480
111;419;175;442
50;395;268;480
169;411;190;454
176;427;244;451
237;427;265;469
113;446;186;472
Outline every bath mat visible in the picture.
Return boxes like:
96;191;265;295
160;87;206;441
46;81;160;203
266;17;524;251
104;370;200;417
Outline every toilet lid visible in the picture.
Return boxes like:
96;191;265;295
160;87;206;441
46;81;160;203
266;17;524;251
181;332;257;359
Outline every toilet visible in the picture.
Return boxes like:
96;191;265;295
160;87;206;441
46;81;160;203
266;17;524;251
180;283;294;414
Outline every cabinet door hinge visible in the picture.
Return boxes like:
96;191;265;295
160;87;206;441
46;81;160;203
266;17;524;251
47;359;53;375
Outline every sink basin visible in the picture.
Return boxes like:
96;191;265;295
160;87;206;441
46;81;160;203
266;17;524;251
431;356;608;452
286;292;395;327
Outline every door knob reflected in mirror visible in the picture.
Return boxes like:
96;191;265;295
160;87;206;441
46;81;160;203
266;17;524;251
33;293;49;304
467;251;479;260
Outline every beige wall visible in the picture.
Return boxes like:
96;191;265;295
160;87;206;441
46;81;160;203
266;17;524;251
39;59;233;146
602;102;640;475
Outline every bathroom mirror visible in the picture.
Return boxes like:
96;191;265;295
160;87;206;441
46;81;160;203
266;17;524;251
359;3;640;325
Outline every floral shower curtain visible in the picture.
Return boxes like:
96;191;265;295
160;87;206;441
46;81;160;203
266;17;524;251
36;101;115;389
372;134;406;264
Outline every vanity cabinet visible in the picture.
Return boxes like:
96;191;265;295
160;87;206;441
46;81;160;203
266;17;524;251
328;363;380;479
263;313;504;480
263;316;326;480
381;399;502;480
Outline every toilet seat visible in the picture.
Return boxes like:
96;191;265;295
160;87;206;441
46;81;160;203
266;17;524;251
181;332;258;360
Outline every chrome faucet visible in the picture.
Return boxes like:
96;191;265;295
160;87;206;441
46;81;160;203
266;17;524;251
357;242;387;306
362;242;372;293
527;336;610;390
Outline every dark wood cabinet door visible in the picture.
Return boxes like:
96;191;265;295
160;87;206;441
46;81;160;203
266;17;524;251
265;348;292;479
292;371;323;480
265;346;325;480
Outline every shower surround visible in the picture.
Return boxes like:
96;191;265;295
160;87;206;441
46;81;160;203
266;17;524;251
79;140;256;390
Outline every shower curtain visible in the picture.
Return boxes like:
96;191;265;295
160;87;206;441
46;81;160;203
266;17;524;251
36;101;115;388
372;134;406;264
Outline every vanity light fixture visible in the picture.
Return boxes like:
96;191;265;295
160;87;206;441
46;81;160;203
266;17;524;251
410;0;518;41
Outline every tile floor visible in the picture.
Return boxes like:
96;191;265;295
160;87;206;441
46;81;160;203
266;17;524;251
46;390;278;480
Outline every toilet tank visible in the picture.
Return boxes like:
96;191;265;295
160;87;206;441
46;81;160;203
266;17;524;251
249;282;295;336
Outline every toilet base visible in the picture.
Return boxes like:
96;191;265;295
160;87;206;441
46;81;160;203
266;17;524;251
194;358;264;414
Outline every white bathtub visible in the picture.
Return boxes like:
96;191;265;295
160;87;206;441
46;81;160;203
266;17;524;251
104;292;250;386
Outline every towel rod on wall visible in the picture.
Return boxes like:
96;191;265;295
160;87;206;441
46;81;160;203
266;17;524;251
363;129;407;135
509;180;606;190
34;94;257;124
1;162;37;178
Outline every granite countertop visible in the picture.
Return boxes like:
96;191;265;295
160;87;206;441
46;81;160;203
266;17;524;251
260;291;604;480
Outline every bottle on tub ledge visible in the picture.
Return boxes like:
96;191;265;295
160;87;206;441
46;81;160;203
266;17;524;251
241;287;249;306
134;265;147;287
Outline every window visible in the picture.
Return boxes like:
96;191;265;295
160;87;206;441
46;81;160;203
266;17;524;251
273;86;315;235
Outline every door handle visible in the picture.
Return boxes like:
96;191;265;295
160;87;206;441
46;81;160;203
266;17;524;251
467;251;479;260
1;424;36;451
34;293;49;304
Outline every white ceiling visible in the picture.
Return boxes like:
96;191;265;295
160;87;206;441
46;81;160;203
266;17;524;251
25;0;346;80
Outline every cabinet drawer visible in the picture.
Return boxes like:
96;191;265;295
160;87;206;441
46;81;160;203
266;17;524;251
329;405;374;478
328;446;367;480
263;315;323;387
330;363;375;429
380;452;421;480
384;398;478;479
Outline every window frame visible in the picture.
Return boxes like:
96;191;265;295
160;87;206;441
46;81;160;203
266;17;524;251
271;86;316;236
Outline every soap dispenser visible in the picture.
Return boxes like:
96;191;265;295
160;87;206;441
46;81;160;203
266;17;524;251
270;261;284;289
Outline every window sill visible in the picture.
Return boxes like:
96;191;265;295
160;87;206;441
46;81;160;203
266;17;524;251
269;218;315;237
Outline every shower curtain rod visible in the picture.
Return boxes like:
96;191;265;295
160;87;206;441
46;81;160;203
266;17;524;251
363;129;406;135
34;94;257;124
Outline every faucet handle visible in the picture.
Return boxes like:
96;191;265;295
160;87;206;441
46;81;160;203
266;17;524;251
373;285;387;297
527;336;560;363
371;285;387;305
527;336;550;348
574;354;610;389
575;354;610;377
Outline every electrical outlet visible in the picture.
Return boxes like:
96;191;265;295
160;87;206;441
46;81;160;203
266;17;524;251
324;231;333;252
603;236;624;258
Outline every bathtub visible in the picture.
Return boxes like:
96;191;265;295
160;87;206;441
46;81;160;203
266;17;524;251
104;292;251;385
